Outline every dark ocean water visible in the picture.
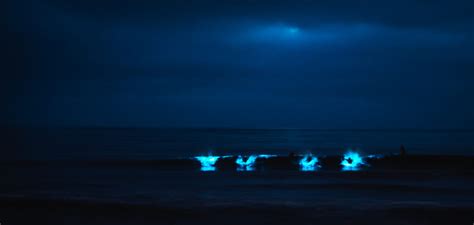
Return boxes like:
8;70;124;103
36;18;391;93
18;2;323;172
3;128;474;160
1;128;473;225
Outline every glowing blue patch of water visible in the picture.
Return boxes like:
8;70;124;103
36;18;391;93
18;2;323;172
341;151;365;171
299;154;319;171
367;154;383;159
236;155;258;171
257;154;277;159
195;156;220;171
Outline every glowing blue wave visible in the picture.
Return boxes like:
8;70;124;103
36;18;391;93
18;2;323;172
299;154;319;171
195;156;220;171
194;152;372;172
257;154;277;159
367;154;384;159
236;155;258;171
341;151;365;171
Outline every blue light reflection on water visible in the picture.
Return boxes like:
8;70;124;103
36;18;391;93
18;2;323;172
194;152;370;171
341;151;365;171
367;154;384;159
257;154;277;159
299;154;319;171
195;156;220;171
236;155;258;171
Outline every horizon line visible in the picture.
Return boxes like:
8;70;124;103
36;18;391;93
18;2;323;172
2;125;474;131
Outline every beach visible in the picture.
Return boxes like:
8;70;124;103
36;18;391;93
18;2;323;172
1;128;473;224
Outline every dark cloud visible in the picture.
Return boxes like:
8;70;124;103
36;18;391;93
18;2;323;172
3;0;474;128
18;0;472;28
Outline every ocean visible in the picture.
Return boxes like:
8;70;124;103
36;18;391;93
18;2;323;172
3;128;474;160
1;128;473;224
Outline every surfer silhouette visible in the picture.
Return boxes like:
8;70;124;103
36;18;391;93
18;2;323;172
346;157;353;164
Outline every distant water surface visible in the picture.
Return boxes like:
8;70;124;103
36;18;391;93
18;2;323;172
3;128;473;160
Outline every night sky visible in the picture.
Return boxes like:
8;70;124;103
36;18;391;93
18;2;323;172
4;0;474;128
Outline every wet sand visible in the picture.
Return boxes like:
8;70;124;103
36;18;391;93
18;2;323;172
0;197;472;225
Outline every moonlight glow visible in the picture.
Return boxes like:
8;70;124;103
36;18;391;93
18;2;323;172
288;27;299;34
246;24;303;44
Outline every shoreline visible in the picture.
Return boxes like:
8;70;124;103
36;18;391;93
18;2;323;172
0;196;472;225
2;154;473;171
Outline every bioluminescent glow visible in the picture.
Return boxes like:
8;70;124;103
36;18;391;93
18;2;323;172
367;154;383;159
236;155;258;171
341;151;365;171
257;154;277;158
195;156;220;171
299;154;319;171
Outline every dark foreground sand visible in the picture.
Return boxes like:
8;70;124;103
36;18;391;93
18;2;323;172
0;197;472;225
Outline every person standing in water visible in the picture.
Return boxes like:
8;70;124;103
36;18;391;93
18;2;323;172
400;144;407;156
